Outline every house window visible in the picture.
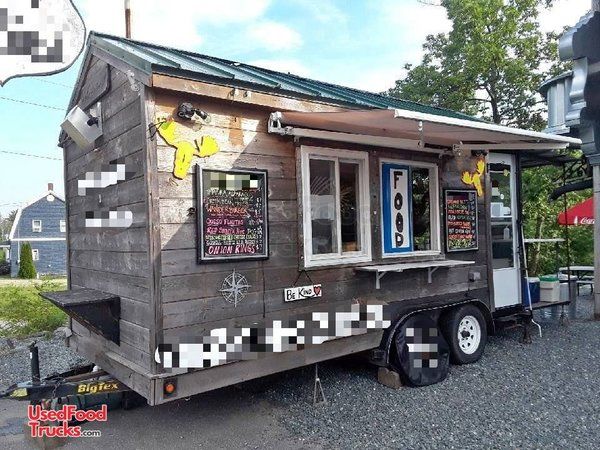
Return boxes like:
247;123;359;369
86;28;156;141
301;147;371;267
31;249;39;261
380;160;440;257
60;220;66;233
32;220;42;233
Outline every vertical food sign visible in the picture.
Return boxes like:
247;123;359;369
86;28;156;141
197;167;269;262
382;163;412;255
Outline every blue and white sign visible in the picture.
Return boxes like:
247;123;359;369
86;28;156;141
382;163;412;254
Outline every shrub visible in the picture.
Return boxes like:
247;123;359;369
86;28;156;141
18;242;37;279
0;249;5;263
0;281;67;337
0;261;9;276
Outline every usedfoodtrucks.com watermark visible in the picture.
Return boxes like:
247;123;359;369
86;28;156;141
27;404;106;438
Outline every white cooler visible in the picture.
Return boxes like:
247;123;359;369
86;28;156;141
540;279;560;303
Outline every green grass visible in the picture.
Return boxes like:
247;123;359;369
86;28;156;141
0;280;67;338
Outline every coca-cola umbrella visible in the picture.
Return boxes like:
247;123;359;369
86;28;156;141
557;197;594;225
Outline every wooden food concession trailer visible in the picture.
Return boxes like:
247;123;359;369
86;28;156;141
11;33;582;405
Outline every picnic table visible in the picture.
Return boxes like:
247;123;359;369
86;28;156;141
560;266;594;294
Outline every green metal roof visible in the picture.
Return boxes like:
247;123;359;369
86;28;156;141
89;32;480;122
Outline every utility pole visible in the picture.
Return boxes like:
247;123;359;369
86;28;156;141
125;0;132;39
591;1;600;319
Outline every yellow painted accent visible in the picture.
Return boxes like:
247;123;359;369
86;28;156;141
461;158;485;197
156;119;220;180
196;135;220;157
10;388;28;398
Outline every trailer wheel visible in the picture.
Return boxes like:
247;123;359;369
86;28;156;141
441;305;487;365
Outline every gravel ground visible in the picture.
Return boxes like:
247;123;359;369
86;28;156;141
256;292;600;449
0;292;599;449
0;331;88;388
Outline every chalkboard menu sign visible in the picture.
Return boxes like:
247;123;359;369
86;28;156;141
197;167;269;262
445;189;478;252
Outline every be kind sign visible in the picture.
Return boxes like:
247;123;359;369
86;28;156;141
382;163;412;254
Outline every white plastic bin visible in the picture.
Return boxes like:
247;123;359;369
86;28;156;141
540;278;560;303
559;274;578;302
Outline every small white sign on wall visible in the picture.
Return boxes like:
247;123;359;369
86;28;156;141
284;284;323;302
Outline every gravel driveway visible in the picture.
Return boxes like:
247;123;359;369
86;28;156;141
1;293;599;449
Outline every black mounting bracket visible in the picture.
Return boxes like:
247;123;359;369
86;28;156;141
41;289;121;345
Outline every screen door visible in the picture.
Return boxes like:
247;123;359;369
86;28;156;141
489;153;521;308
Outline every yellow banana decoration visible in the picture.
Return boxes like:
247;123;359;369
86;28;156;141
156;119;220;180
461;158;486;197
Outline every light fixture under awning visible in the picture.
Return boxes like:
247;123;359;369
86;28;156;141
268;109;581;153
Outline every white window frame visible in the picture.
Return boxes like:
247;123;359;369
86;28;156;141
301;146;372;268
379;158;441;258
60;220;66;233
31;249;39;261
32;220;42;233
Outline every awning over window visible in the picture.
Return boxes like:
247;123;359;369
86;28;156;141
268;109;581;165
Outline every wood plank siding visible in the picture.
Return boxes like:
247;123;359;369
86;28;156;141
63;54;153;391
152;88;491;342
62;48;492;404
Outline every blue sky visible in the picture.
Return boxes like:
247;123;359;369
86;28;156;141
0;0;591;217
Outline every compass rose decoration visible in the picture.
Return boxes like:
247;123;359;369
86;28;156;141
219;269;251;307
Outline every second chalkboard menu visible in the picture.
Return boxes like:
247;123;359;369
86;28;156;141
197;167;269;262
445;189;478;252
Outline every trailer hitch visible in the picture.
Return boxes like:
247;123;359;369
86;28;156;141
0;371;130;402
0;342;130;402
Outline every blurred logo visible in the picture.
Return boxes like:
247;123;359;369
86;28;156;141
0;0;85;85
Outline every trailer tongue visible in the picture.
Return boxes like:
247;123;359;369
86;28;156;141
0;343;131;404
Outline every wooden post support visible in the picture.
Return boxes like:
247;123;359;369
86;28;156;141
594;165;600;320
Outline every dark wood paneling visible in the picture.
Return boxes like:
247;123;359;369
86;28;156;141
68;201;147;232
70;228;149;252
70;249;149;278
66;126;145;181
70;267;150;303
67;176;147;216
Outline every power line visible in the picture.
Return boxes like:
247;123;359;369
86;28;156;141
0;149;62;161
0;95;65;111
32;77;74;89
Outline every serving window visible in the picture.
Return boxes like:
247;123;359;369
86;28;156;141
300;147;371;267
380;160;440;257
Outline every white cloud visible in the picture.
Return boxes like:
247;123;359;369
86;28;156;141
338;66;406;93
77;0;272;50
292;0;347;24
195;0;272;24
249;58;311;77
538;0;590;33
246;21;303;51
379;0;451;66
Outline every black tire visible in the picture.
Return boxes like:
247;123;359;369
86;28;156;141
440;304;487;365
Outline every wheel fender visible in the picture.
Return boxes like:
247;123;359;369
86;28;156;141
379;299;493;366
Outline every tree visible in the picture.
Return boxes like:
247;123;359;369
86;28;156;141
0;209;17;241
18;243;37;279
388;0;586;275
387;0;564;130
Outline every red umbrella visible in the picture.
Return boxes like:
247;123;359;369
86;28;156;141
558;197;594;225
